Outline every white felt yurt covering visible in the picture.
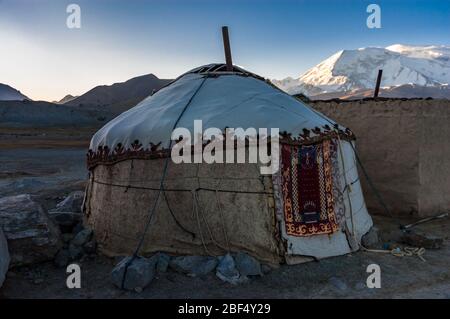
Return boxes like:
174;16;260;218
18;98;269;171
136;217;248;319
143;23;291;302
84;64;372;265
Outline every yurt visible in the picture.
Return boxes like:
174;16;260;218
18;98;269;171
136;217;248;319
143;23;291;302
83;63;373;265
83;31;373;265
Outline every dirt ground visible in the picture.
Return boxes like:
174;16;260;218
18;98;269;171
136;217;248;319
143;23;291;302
1;214;449;299
0;130;449;299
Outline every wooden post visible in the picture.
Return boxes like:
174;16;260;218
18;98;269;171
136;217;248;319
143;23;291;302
222;26;233;71
374;69;383;98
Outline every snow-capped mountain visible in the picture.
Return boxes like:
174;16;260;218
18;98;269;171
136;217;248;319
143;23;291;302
273;44;450;96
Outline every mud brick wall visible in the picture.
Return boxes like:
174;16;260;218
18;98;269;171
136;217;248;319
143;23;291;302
310;99;450;217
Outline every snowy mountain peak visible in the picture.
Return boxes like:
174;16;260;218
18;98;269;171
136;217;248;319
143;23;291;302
386;44;450;61
273;44;450;96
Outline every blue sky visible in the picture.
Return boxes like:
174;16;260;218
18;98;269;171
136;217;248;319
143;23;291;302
0;0;449;101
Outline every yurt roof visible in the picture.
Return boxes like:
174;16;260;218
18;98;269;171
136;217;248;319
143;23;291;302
88;63;354;167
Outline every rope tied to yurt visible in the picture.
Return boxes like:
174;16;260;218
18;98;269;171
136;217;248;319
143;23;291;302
191;165;231;254
91;178;273;194
212;174;231;253
191;190;213;255
191;189;230;254
162;189;196;239
361;245;426;262
120;75;208;289
215;190;231;253
342;178;359;194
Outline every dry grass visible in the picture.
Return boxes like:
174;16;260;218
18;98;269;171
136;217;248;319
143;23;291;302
0;127;97;149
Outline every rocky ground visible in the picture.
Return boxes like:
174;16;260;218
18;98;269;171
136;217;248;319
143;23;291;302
1;216;449;299
0;133;449;299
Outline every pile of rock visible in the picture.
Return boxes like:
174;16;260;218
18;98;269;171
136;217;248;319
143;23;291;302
111;251;271;292
48;191;84;233
0;190;96;282
0;194;62;267
111;255;160;292
54;228;96;268
48;191;97;268
216;252;266;284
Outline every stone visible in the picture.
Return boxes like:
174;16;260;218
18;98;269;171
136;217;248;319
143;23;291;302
234;252;262;277
49;191;85;233
217;254;239;278
72;222;84;235
216;254;245;285
71;229;93;247
111;256;157;291
169;255;218;277
361;226;380;249
0;194;62;266
401;231;443;249
48;211;81;232
156;253;171;273
54;249;70;268
1;228;10;287
83;239;97;255
68;243;84;260
53;191;85;213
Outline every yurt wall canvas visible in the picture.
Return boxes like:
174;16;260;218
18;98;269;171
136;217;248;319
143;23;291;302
85;159;282;265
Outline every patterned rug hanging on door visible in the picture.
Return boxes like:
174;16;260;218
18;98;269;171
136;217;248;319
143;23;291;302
281;139;339;237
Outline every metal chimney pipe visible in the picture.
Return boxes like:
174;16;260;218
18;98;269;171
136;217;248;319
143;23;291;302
222;26;233;71
374;69;383;98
